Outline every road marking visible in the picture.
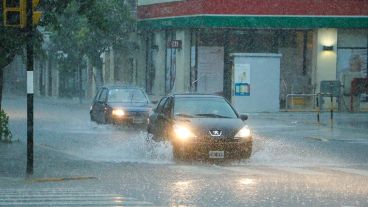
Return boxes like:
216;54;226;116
0;188;155;206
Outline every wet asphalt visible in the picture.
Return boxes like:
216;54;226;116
1;95;368;207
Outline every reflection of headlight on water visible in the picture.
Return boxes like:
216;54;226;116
173;124;196;141
175;181;191;188
239;178;255;185
112;196;123;203
112;109;125;116
235;126;251;139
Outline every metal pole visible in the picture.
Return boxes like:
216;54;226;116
330;94;333;128
316;94;320;124
26;0;34;176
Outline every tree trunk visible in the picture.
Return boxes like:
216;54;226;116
78;64;83;104
91;53;104;88
94;66;103;88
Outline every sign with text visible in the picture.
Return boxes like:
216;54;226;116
167;40;182;49
234;64;251;96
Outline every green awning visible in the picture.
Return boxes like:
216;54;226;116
138;15;368;30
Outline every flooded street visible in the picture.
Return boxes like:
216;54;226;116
1;96;368;206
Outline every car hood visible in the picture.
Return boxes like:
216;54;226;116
108;102;151;112
174;118;246;140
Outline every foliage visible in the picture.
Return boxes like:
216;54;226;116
0;0;136;106
45;0;136;84
0;109;12;142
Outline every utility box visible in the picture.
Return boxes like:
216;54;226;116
230;53;281;113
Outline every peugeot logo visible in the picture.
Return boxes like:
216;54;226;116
209;130;222;137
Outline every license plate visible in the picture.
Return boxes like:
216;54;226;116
209;151;224;159
133;118;144;124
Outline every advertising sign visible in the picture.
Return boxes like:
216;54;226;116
234;64;250;96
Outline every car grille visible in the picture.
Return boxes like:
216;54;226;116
198;136;239;143
126;111;148;116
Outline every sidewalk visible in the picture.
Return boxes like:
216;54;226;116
0;140;105;188
247;111;368;143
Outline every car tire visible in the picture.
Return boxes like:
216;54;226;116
90;113;94;122
103;114;112;124
146;132;154;141
147;126;158;141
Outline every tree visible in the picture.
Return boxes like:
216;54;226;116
0;1;43;110
47;0;135;88
0;7;27;110
0;0;136;108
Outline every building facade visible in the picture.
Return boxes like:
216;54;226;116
135;0;368;112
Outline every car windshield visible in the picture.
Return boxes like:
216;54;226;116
174;97;238;118
108;88;148;103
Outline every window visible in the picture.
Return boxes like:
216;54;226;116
162;97;173;116
108;89;148;103
98;89;108;102
155;97;168;113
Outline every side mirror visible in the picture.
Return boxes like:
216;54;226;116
239;114;248;121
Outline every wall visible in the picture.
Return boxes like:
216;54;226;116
138;0;368;19
174;30;191;93
152;31;167;97
315;29;338;90
138;0;182;6
314;28;338;108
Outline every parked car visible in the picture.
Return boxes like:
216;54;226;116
147;94;252;160
90;85;152;125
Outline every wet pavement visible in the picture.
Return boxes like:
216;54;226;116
1;95;368;206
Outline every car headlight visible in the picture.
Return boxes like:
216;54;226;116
112;109;125;117
173;124;196;141
235;126;251;139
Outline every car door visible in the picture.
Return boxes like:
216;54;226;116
95;88;108;123
157;97;173;140
149;97;168;137
91;88;102;120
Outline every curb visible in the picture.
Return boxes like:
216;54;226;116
28;176;97;183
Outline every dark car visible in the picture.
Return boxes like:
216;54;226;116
147;94;252;160
90;85;152;125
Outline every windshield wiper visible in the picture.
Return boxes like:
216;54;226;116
195;113;231;118
175;113;194;118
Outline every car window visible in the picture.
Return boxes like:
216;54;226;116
162;97;173;117
155;97;168;113
98;89;108;102
174;97;238;118
108;88;148;103
94;88;102;102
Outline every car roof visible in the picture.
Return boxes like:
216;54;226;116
101;85;143;90
171;93;224;99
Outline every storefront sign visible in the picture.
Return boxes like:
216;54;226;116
167;40;182;49
234;64;251;96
